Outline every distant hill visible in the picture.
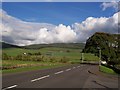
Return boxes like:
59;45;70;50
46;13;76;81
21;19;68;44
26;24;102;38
1;42;21;49
83;32;120;63
23;43;85;49
1;41;85;50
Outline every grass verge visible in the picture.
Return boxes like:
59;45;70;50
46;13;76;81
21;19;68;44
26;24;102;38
2;63;68;74
100;65;116;74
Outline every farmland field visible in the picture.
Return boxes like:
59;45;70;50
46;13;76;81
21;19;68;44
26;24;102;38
3;47;99;60
2;47;99;74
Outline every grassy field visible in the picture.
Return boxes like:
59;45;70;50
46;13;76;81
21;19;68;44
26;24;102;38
2;48;39;56
83;53;99;61
2;47;99;74
2;60;67;74
100;65;116;74
3;47;99;61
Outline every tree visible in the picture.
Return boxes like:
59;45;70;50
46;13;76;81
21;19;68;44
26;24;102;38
83;32;120;65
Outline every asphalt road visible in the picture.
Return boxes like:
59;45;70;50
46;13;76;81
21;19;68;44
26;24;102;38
2;64;119;89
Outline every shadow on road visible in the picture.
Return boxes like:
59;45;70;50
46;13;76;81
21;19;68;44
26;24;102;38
92;80;110;89
88;70;97;76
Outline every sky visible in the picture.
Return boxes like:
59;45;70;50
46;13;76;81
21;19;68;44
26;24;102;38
2;0;120;2
1;1;120;46
2;2;116;25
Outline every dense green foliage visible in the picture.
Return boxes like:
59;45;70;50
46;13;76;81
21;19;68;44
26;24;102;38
83;32;120;65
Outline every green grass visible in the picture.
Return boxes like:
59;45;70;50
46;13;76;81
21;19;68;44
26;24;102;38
100;65;116;74
2;60;68;74
3;48;39;56
2;47;100;64
2;47;99;62
2;47;100;74
84;53;99;61
3;60;43;67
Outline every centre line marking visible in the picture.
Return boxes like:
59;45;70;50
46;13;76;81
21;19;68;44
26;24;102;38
31;75;50;82
65;68;71;71
3;85;18;90
55;71;64;74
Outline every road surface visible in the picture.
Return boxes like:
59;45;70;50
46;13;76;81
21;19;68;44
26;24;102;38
2;64;119;89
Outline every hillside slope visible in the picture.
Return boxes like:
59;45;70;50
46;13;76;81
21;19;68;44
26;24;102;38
23;43;85;49
1;42;21;49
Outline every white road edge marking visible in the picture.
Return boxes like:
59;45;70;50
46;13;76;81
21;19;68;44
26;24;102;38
65;68;71;71
55;71;64;75
31;75;50;82
3;85;18;90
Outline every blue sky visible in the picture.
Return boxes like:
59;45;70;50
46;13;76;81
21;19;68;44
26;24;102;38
2;2;116;25
1;2;119;45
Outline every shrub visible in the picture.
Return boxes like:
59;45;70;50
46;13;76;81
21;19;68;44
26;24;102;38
49;57;56;63
60;56;69;63
66;50;70;53
2;53;12;60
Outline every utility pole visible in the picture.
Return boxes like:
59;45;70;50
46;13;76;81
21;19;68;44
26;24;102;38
81;53;84;63
99;49;101;66
97;47;101;71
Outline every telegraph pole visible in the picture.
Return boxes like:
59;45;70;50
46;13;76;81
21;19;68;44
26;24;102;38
97;47;101;71
81;53;84;63
99;49;101;66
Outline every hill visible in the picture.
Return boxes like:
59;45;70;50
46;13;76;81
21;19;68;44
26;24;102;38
1;42;21;49
1;41;85;49
23;43;85;49
83;32;120;64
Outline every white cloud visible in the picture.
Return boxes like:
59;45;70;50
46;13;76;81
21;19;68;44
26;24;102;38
1;9;119;46
1;9;77;45
72;12;119;42
101;0;118;11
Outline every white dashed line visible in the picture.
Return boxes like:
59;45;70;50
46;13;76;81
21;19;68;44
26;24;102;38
65;68;71;71
31;75;50;82
3;85;18;90
55;71;64;75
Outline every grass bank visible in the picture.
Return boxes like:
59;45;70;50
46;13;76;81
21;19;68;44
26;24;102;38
2;60;68;74
100;65;116;74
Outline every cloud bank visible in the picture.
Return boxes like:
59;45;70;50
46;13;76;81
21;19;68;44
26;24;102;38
101;0;118;11
1;9;119;46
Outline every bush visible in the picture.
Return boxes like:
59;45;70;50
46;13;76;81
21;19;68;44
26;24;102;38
15;54;45;62
49;56;58;63
2;53;12;60
27;52;42;56
60;56;69;63
66;50;70;53
15;55;23;60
